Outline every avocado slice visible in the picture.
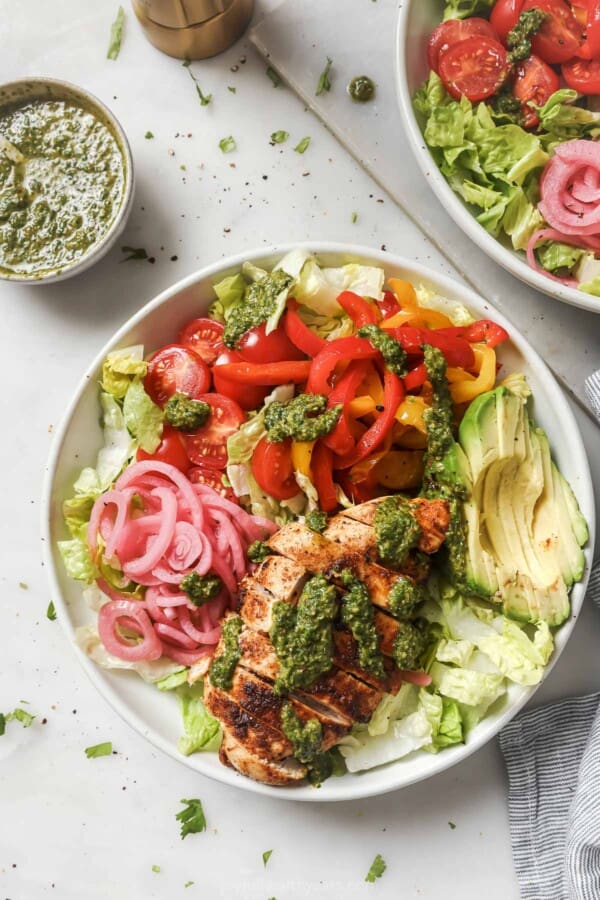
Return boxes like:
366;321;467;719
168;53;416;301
457;379;587;626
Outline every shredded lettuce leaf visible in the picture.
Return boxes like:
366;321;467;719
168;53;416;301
123;380;163;453
443;0;494;20
101;345;147;399
75;625;184;682
71;392;135;500
57;539;97;583
176;683;222;755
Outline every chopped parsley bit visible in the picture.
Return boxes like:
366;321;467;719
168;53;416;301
305;510;327;534
219;135;237;153
182;59;212;106
180;572;222;606
228;85;236;93
151;865;161;873
365;853;387;883
294;136;311;154
184;881;194;888
144;131;154;139
266;65;282;87
176;798;207;839
121;246;148;262
85;741;113;759
247;540;271;564
46;601;57;621
0;714;4;737
262;849;273;867
19;581;28;589
1;708;35;734
107;5;125;60
351;211;358;223
448;821;457;829
271;130;289;144
316;57;333;96
265;393;342;443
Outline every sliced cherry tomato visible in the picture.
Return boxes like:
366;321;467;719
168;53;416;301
284;300;326;357
177;318;224;366
523;0;583;64
311;442;338;512
188;464;238;502
251;437;298;501
427;17;498;73
181;393;245;469
237;318;305;363
576;0;600;59
463;319;509;347
513;55;560;129
213;350;269;411
490;0;524;42
136;424;190;472
438;36;510;102
563;55;600;93
144;344;211;408
376;290;401;320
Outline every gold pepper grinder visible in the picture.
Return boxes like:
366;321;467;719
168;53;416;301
131;0;254;60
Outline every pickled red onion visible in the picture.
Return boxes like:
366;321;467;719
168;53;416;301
98;599;162;662
538;141;600;237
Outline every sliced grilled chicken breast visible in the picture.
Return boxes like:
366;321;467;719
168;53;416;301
219;732;307;785
342;497;450;555
204;679;292;760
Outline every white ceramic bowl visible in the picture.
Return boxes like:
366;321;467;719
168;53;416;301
396;2;600;315
42;243;595;801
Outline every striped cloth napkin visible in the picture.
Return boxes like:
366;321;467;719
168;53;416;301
499;564;600;900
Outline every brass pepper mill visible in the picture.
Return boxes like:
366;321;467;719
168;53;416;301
131;0;255;60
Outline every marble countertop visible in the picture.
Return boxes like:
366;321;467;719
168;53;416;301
1;2;599;898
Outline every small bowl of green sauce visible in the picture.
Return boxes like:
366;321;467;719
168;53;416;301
0;77;134;283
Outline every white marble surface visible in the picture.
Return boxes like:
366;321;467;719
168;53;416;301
1;2;599;898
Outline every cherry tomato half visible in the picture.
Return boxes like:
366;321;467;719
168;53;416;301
177;318;224;366
576;0;600;59
181;393;246;470
513;55;560;128
490;0;524;42
562;55;600;93
237;318;305;364
144;344;211;408
188;464;238;502
136;424;190;472
438;36;510;102
524;0;583;64
213;349;270;411
427;17;498;73
251;437;299;501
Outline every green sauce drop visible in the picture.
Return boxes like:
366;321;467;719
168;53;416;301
348;76;376;103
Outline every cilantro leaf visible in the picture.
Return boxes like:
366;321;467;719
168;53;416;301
228;86;236;94
121;246;148;262
85;741;113;759
176;798;206;839
46;601;56;621
184;881;194;888
271;131;289;144
262;849;273;867
107;6;125;60
151;865;161;873
145;131;154;139
266;66;282;87
352;211;358;223
19;582;28;589
294;136;311;154
316;57;333;96
7;708;35;729
448;821;457;829
365;854;386;883
0;713;5;736
219;136;237;153
194;84;212;107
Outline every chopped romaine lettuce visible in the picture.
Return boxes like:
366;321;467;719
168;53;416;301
123;380;163;453
537;89;600;148
71;392;135;500
75;625;184;682
176;683;222;755
210;272;247;323
101;345;147;399
57;538;97;583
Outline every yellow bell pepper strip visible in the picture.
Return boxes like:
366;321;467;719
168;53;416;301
383;308;454;330
395;395;428;433
359;364;385;406
373;450;424;490
392;425;428;450
348;396;377;417
291;440;315;480
387;278;418;309
446;366;476;383
449;344;496;403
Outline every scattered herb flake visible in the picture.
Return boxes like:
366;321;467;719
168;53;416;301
316;57;333;96
228;86;237;93
270;130;289;144
219;135;236;153
107;6;125;60
184;881;194;888
194;83;212;107
144;131;154;139
121;246;148;262
262;850;273;867
7;708;35;728
365;854;387;883
19;582;28;590
46;601;56;621
266;65;282;87
0;713;5;736
85;741;113;759
294;136;311;154
352;211;358;223
449;821;456;829
152;865;161;874
176;798;206;839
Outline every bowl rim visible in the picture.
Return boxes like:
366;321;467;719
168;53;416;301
41;241;596;802
394;6;600;315
0;76;135;285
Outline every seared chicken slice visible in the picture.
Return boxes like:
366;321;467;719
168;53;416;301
332;630;402;692
342;497;450;555
219;732;307;785
228;668;349;750
322;514;377;558
204;679;292;760
252;554;308;602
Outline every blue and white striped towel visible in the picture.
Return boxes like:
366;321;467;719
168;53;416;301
499;565;600;900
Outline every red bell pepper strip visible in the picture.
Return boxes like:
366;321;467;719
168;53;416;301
283;299;327;358
334;370;404;469
403;362;428;392
214;360;312;385
312;441;338;512
376;290;400;320
323;360;370;456
306;337;379;395
337;291;379;328
462;319;509;348
382;324;474;369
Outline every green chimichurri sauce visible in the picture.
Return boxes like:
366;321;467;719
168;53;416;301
209;614;242;690
164;393;210;432
373;496;421;567
270;574;338;695
247;540;271;563
265;393;342;443
305;509;327;534
421;344;467;582
348;76;376;103
0;99;125;277
180;572;222;606
338;569;385;679
393;620;427;670
222;269;293;348
388;576;425;619
506;9;546;64
280;703;333;786
358;325;408;377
